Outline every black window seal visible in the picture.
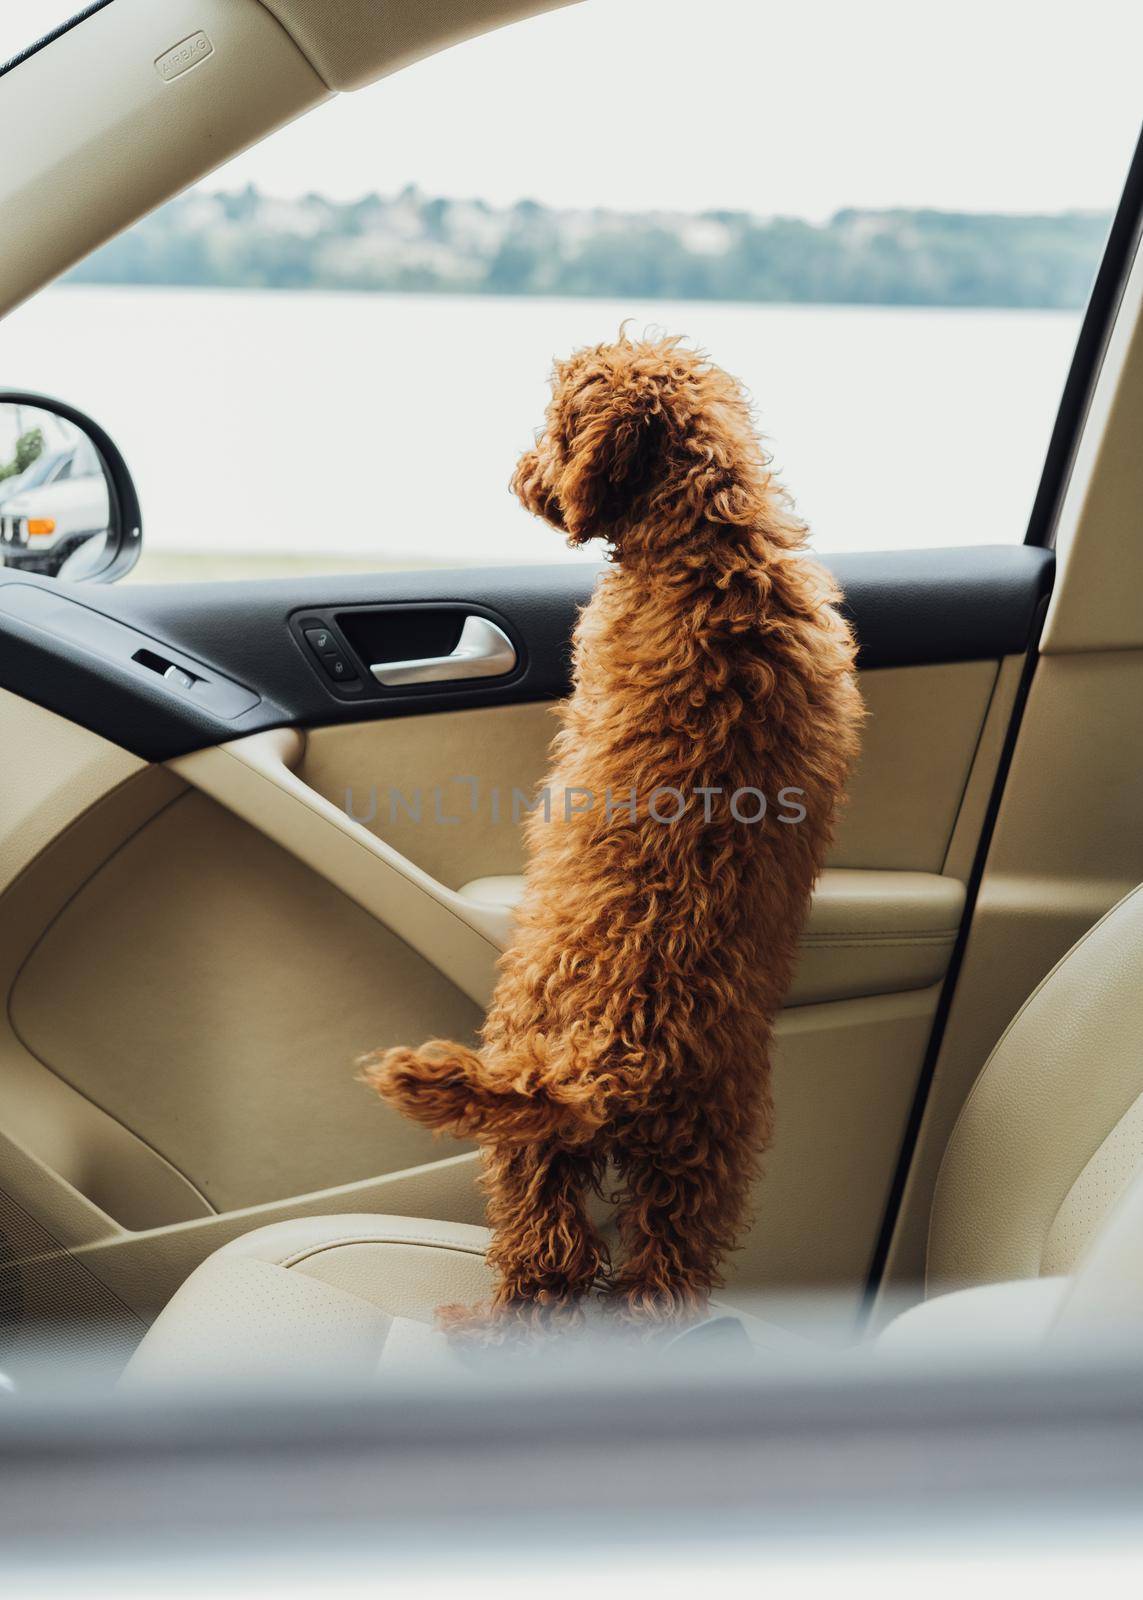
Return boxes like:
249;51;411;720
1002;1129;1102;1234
0;0;118;81
1024;120;1143;549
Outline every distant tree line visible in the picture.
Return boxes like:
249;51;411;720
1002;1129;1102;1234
65;185;1110;310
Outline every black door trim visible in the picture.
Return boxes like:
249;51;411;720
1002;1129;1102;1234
1024;120;1143;549
0;545;1053;761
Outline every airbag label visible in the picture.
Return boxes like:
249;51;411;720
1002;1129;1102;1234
155;31;213;82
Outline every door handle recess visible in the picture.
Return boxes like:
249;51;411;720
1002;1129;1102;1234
370;615;517;687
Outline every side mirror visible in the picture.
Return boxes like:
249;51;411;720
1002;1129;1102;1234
0;392;141;583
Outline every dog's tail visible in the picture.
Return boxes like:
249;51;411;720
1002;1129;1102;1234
361;1040;602;1146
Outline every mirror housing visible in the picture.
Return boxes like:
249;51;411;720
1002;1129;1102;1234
0;391;141;583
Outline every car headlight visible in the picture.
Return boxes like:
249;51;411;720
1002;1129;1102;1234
26;518;56;538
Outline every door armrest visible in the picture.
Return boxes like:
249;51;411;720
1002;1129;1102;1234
459;868;966;1007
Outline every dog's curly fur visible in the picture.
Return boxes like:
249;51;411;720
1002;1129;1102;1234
363;333;863;1340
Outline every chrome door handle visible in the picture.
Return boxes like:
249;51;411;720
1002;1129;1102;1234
370;615;517;687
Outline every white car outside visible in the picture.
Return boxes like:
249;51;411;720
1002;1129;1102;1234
0;436;109;576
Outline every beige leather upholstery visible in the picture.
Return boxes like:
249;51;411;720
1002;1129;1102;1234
126;885;1143;1379
124;1185;1142;1380
884;1157;1143;1352
877;1278;1069;1352
928;884;1143;1293
0;685;143;898
122;1210;814;1382
121;1215;492;1386
1041;1091;1143;1274
1052;1162;1143;1339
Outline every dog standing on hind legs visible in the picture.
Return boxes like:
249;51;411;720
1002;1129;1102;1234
363;332;863;1341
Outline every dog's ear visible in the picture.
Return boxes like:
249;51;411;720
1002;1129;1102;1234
555;375;668;543
511;443;567;532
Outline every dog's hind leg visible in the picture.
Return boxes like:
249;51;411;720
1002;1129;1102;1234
607;1107;759;1330
438;1139;609;1343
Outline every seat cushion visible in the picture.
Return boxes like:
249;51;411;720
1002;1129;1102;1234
122;1210;818;1385
877;1278;1069;1354
928;884;1143;1292
126;1168;1143;1387
120;1214;493;1387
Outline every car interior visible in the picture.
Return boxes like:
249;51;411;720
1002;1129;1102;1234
2;0;1143;1395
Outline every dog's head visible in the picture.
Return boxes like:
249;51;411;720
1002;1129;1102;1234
512;333;761;552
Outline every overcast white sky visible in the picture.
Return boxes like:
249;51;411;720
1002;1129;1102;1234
217;0;1143;217
6;0;1143;217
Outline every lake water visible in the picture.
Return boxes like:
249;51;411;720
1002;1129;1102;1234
0;286;1081;581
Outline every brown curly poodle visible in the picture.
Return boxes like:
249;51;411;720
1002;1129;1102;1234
363;332;863;1339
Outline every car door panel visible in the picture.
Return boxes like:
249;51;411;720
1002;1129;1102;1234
0;682;143;895
292;658;1006;888
9;784;483;1215
0;546;1049;1328
0;546;1051;758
